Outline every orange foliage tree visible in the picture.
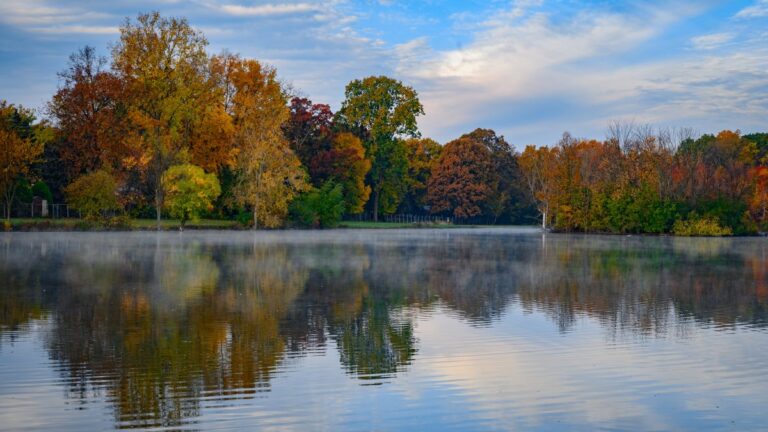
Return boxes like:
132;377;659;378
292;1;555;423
48;46;128;180
427;137;494;219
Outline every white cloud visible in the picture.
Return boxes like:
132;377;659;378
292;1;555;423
218;2;322;17
690;32;734;50
735;0;768;18
386;2;767;143
29;25;119;35
393;5;674;135
0;0;117;38
0;1;112;27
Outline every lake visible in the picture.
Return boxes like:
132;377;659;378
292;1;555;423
0;229;766;431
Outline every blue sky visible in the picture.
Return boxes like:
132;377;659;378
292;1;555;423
0;0;766;146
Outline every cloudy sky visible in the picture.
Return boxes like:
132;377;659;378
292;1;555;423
0;0;766;145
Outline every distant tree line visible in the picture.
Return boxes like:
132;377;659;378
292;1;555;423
520;125;768;235
1;12;766;234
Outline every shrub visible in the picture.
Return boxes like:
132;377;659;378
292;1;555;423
65;170;120;220
696;198;750;235
32;181;53;202
104;214;132;229
673;216;733;237
15;178;33;204
236;209;254;227
602;188;680;234
290;182;345;228
162;164;221;227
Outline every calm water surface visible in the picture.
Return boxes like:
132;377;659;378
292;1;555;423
0;229;767;431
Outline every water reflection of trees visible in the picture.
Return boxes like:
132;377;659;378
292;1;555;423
515;236;768;335
0;233;766;428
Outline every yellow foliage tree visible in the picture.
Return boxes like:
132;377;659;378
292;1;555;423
225;56;308;228
65;170;120;220
162;163;221;227
112;12;228;228
0;102;44;220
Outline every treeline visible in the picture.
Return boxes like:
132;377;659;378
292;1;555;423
520;127;768;235
1;12;766;233
0;12;531;229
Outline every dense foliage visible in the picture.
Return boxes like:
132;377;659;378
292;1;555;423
1;12;765;234
519;128;768;235
0;102;44;220
162;164;221;227
290;182;345;228
64;170;119;219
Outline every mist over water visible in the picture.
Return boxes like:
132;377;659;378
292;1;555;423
1;229;767;430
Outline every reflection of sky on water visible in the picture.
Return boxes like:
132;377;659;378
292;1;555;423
0;229;766;430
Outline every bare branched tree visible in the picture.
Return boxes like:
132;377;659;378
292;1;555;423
607;119;636;152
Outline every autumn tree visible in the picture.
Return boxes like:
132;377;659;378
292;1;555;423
670;130;755;232
749;166;768;229
336;76;424;220
310;132;371;214
227;56;308;228
0;102;44;220
162;163;221;227
745;133;768;164
672;131;754;205
48;46;128;180
112;12;225;228
189;54;237;173
427;137;494;219
518;145;558;229
281;97;371;213
188;101;235;173
65;170;120;220
462;129;527;223
283;97;334;172
399;137;441;214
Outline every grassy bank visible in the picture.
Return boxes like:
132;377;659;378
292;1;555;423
4;218;460;231
129;219;240;230
6;218;241;231
338;221;457;229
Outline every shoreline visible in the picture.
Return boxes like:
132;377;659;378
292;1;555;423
2;218;470;232
3;218;765;236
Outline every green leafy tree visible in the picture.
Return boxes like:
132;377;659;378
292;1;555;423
65;170;120;219
32;182;53;203
290;182;345;228
162;164;221;227
336;76;423;221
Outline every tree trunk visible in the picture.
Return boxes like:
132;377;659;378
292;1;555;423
155;189;162;231
373;190;379;222
5;189;14;221
542;209;547;230
253;194;259;230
